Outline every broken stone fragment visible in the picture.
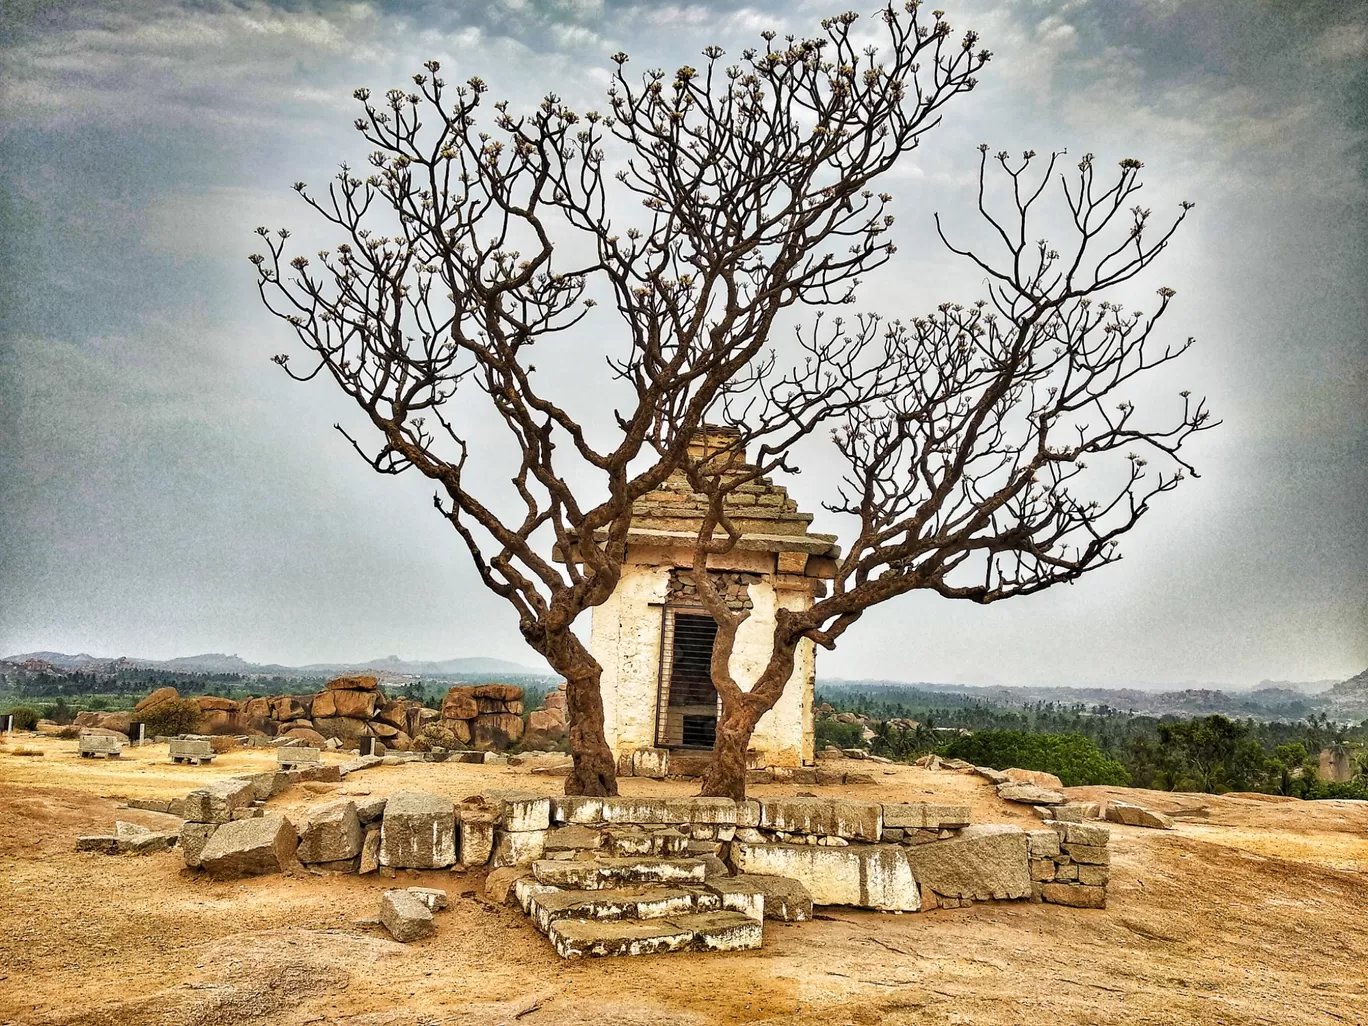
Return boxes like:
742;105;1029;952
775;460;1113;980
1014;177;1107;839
76;835;119;854
491;829;547;867
996;783;1066;806
182;779;255;824
484;866;533;905
379;791;456;869
180;822;218;867
1041;883;1107;908
358;825;381;874
902;824;1031;903
406;887;449;912
380;888;436;942
297;800;362;864
1105;801;1174;829
458;808;497;866
710;873;814;922
198;815;299;880
354;796;387;825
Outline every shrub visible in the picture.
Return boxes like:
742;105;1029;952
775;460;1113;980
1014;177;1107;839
815;718;865;751
141;698;204;737
40;698;74;725
939;730;1130;787
5;706;40;731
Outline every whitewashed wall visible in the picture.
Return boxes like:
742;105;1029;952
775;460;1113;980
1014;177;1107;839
589;555;815;767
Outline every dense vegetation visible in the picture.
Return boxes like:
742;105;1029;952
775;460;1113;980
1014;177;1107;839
817;685;1368;799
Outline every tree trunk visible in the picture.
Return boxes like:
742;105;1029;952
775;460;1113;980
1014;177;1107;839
699;702;757;800
544;631;619;797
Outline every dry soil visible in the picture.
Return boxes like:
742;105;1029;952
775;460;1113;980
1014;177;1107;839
1;735;1365;1025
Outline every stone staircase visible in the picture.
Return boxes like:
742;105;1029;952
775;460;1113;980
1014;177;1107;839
514;852;765;958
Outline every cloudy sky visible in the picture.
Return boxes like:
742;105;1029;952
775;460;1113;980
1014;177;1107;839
1;0;1364;688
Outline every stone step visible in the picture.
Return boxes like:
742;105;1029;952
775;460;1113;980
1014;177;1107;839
527;885;720;934
531;856;706;890
602;827;690;858
547;910;763;959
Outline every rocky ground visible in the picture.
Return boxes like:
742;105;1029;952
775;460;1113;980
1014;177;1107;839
1;735;1365;1025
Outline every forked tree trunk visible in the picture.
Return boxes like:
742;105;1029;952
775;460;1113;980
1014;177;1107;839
544;631;619;797
698;701;759;800
699;637;801;800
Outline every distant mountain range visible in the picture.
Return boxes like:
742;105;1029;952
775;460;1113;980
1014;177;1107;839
3;650;550;679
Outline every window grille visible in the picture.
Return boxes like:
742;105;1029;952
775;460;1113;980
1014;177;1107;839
654;606;721;749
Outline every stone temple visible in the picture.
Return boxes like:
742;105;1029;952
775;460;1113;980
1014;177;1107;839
582;428;840;769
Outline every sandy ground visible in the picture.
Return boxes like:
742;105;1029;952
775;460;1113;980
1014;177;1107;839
1;734;1366;1026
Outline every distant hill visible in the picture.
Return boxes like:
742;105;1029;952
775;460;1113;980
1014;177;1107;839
3;650;550;679
1253;678;1342;695
1328;667;1368;697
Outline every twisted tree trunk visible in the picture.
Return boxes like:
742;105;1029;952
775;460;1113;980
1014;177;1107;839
544;630;618;797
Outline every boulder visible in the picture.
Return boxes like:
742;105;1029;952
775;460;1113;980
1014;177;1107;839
380;791;456;869
297;800;363;864
313;689;377;720
199;709;240;734
527;708;565;733
903;824;1031;902
270;695;312;722
413;724;462;751
281;727;327;747
376;699;411;732
195;696;238;712
198;816;299;879
380;889;436;942
442;686;479;721
473;713;524;748
473;683;523;702
327;674;379;692
312;716;372;742
135;687;180;715
1002;768;1064;788
83;712;135;735
370;721;400;739
542;687;566;713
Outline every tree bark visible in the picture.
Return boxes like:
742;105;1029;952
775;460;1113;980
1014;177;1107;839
698;701;757;800
543;631;619;797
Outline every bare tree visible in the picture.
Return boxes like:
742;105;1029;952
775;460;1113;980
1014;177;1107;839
678;149;1215;797
251;5;991;795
